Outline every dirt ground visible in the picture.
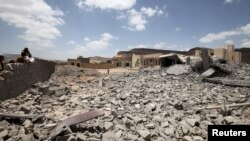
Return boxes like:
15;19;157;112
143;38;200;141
97;67;139;74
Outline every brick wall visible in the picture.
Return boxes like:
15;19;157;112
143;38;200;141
0;59;55;101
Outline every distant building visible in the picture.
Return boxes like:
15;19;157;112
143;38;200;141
195;44;241;64
132;53;162;68
67;56;90;67
112;52;132;67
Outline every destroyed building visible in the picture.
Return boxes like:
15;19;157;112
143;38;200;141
112;51;132;67
67;56;90;67
195;44;242;64
132;53;163;68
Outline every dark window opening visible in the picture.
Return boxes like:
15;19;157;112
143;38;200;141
77;63;80;67
125;63;130;67
71;63;74;66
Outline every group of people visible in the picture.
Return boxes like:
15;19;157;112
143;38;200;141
0;47;34;72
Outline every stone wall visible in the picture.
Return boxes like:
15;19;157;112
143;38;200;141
80;63;116;69
0;59;55;101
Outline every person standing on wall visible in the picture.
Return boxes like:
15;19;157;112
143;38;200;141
21;47;35;63
0;55;4;71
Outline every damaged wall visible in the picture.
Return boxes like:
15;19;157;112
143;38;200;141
0;59;55;101
80;63;116;69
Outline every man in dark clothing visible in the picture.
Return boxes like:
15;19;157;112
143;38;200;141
0;55;4;71
22;48;32;57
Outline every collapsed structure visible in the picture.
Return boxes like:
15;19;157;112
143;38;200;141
67;56;90;67
195;44;241;64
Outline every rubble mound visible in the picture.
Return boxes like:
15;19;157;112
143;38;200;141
0;64;250;141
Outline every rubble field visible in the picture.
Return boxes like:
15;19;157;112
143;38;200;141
0;64;250;141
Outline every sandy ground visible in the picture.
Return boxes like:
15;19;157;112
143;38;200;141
97;67;139;74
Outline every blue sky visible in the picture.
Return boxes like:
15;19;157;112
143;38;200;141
0;0;250;60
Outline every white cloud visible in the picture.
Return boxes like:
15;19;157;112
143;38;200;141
77;33;118;51
241;23;250;34
199;23;250;43
119;7;166;31
116;13;127;20
128;44;148;49
126;9;147;31
141;7;157;17
128;42;169;49
157;10;164;16
67;40;76;45
175;27;181;32
75;0;136;10
200;31;240;43
241;39;250;47
128;42;191;51
224;0;234;4
0;0;64;48
225;40;234;44
84;37;90;41
153;42;165;49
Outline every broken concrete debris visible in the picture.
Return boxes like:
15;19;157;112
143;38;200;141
0;62;249;140
49;109;104;140
201;68;215;78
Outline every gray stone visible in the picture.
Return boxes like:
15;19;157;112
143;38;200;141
23;119;33;129
183;136;193;141
193;136;204;141
20;105;31;114
115;130;122;139
87;137;101;141
186;118;199;127
161;121;169;128
145;123;155;129
20;133;35;141
137;130;151;141
119;95;127;101
102;131;115;141
71;85;80;92
59;95;67;102
166;65;191;75
76;133;87;141
99;79;103;87
135;104;141;109
104;122;113;130
174;101;183;110
164;127;175;136
38;85;49;94
224;116;235;124
127;133;138;140
0;129;8;140
201;68;215;77
133;116;143;123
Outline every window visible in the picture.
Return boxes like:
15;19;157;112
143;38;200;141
77;63;80;67
71;63;74;66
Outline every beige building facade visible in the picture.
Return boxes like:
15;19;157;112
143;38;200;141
195;45;241;64
132;53;163;68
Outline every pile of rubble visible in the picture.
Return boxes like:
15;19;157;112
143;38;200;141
0;64;250;141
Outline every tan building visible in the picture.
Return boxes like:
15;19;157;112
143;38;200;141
195;45;241;64
67;56;90;67
132;53;163;68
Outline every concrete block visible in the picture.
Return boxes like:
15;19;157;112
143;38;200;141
201;68;215;77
